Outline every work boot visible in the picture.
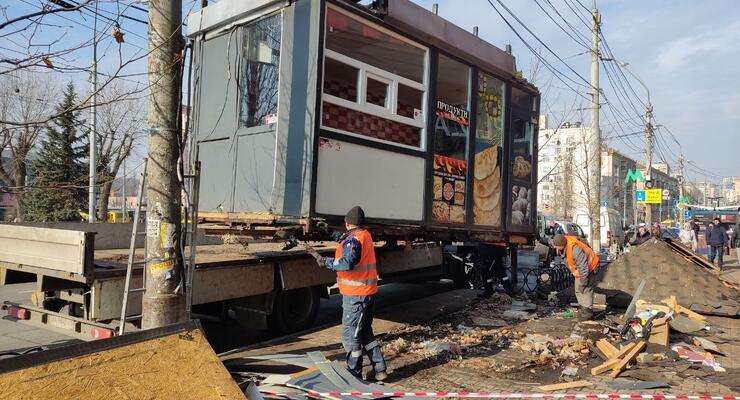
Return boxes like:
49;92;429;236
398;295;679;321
369;369;388;382
577;308;593;321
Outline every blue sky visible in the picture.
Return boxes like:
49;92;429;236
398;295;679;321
2;0;737;182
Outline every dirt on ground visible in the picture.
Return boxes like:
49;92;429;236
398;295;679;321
377;292;739;395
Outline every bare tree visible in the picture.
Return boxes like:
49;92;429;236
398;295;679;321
0;71;57;219
94;82;145;220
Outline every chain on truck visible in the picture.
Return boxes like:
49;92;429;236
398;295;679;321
0;0;542;339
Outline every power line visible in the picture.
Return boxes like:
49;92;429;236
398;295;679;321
532;0;590;50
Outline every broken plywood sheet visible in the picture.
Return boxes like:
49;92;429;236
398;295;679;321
596;240;739;313
0;321;245;400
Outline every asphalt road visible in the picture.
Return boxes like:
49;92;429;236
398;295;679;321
0;280;459;355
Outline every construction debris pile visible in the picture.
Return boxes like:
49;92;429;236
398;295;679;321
597;239;739;315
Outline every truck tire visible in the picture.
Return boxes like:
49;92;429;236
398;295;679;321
269;286;321;335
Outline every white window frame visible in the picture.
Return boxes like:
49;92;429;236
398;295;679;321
321;4;429;151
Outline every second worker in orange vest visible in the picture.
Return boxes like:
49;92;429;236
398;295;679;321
551;234;599;321
322;206;387;382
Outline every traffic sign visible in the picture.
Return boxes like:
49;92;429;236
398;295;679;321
678;202;685;210
684;210;692;218
673;200;679;207
602;200;608;207
662;189;670;196
637;189;662;204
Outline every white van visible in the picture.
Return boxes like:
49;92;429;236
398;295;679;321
573;207;624;250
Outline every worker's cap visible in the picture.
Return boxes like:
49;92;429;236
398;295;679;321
714;217;721;222
638;223;646;228
552;234;567;247
653;222;660;228
345;206;365;226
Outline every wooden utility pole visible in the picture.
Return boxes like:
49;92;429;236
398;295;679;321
143;0;185;329
589;0;602;252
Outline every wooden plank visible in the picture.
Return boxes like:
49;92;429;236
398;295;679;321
597;339;619;358
591;358;623;375
538;381;593;391
661;296;707;321
610;341;646;378
590;342;637;376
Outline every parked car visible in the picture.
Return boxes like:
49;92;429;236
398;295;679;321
573;207;624;250
535;213;588;262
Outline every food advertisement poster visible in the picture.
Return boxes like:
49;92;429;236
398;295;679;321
510;184;532;227
508;112;536;229
473;73;505;226
473;146;502;226
432;154;466;224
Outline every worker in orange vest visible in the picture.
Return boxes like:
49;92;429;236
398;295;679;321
551;234;599;320
318;206;387;381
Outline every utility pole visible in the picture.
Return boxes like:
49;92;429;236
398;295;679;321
589;0;602;252
620;62;653;226
143;0;185;329
678;154;685;224
88;2;98;223
644;103;654;226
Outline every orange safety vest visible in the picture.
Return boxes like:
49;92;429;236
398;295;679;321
564;235;599;278
335;229;378;296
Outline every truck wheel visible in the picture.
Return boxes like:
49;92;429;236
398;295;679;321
269;286;321;335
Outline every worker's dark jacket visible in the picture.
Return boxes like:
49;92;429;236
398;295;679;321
630;231;651;246
706;226;728;246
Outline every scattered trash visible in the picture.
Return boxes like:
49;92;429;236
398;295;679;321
670;313;707;333
562;310;574;318
693;336;722;354
510;300;537;311
503;310;535;320
470;317;507;327
561;366;579;377
548;291;559;302
672;343;726;372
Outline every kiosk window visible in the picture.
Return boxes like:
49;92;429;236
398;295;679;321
239;14;281;128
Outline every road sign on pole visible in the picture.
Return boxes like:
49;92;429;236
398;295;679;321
636;190;646;203
673;200;679;207
684;210;692;218
602;200;608;207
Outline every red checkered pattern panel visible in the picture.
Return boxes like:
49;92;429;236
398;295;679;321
324;79;357;102
322;102;421;147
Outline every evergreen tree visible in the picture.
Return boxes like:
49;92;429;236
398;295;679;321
22;82;87;221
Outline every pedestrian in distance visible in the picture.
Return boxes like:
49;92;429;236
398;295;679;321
630;223;652;246
691;218;701;238
678;221;698;251
651;222;662;239
706;217;729;270
551;234;599;321
312;206;388;381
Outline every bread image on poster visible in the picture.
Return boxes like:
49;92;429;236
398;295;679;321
473;146;502;225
